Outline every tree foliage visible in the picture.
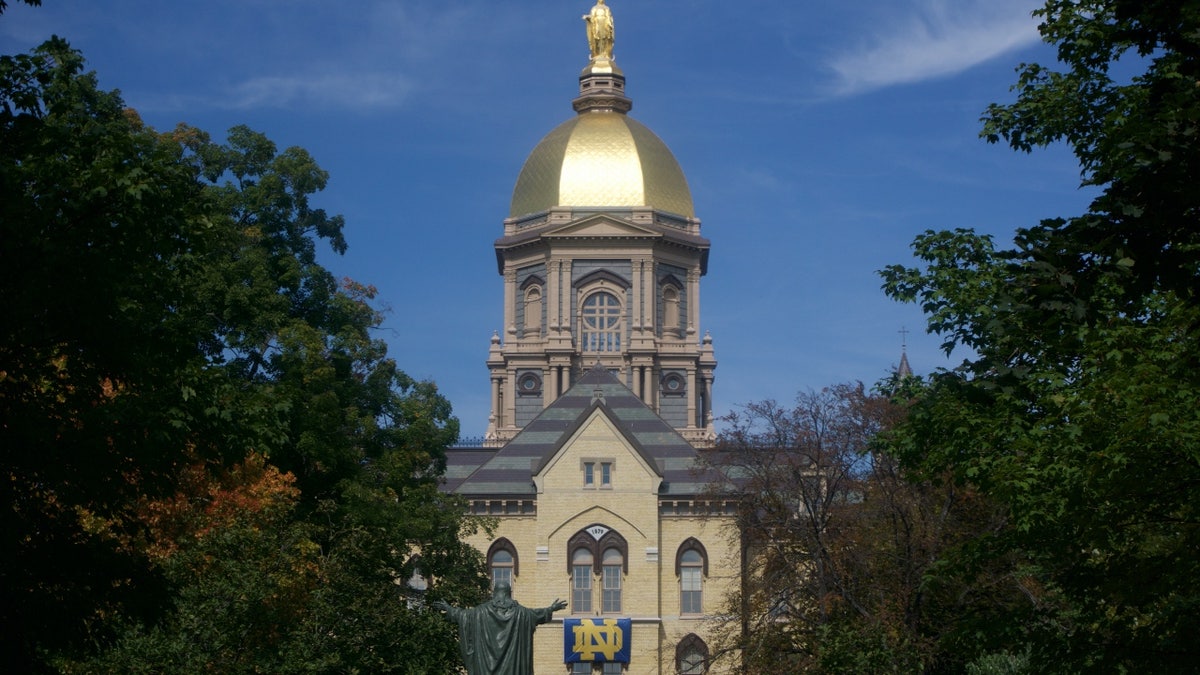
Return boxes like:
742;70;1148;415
2;38;486;673
0;0;42;15
880;1;1200;670
703;383;1002;673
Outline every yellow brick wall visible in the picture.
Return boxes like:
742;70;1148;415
460;411;740;674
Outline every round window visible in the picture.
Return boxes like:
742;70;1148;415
518;373;542;393
662;374;685;394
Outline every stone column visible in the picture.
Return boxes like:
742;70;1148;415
490;376;502;429
644;259;655;334
688;367;699;429
687;265;700;337
703;375;714;428
503;369;515;433
644;366;655;411
562;260;573;337
547;259;560;332
504;267;518;338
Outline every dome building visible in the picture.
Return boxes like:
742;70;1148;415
444;4;737;673
485;21;717;447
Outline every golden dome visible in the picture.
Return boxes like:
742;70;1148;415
509;111;695;219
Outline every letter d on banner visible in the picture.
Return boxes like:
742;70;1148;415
563;618;632;663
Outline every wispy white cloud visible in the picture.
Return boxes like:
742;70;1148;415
825;0;1042;97
128;71;415;114
225;71;415;110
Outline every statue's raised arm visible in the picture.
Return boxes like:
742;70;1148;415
583;0;615;60
434;583;567;675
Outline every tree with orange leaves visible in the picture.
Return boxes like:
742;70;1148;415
3;38;486;672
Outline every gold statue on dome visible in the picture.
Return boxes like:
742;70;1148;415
583;0;614;60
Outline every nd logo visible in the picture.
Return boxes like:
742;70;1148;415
571;618;624;661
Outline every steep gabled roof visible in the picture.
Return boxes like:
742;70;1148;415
447;365;717;496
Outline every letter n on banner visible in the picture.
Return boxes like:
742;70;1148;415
563;618;632;663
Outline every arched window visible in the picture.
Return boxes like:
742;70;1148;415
523;285;542;336
663;284;681;334
492;550;514;589
676;538;708;616
679;550;703;615
488;538;519;590
676;634;709;674
567;525;628;616
601;547;623;613
581;291;622;352
572;548;594;614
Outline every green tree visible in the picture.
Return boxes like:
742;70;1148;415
2;38;486;672
703;383;999;673
880;1;1200;670
2;37;215;670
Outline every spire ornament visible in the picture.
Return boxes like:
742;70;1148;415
583;0;615;61
897;326;913;378
573;0;629;113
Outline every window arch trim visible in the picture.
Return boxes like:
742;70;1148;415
574;269;631;290
675;537;708;577
566;525;629;575
488;537;519;577
675;633;709;674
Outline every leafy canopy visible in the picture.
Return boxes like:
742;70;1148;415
880;1;1200;670
703;383;1004;673
2;37;486;673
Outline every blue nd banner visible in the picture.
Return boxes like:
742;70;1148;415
563;618;631;663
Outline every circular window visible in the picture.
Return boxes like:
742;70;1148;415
661;373;686;395
517;372;542;395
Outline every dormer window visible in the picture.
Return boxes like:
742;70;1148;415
582;458;614;489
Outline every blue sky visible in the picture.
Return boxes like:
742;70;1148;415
3;1;1092;438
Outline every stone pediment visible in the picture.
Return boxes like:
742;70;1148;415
540;213;661;240
494;211;709;274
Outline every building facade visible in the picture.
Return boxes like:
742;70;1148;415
445;3;737;673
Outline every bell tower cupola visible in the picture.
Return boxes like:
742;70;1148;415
485;1;717;447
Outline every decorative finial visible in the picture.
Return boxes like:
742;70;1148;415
898;325;910;352
583;0;614;61
573;1;628;113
